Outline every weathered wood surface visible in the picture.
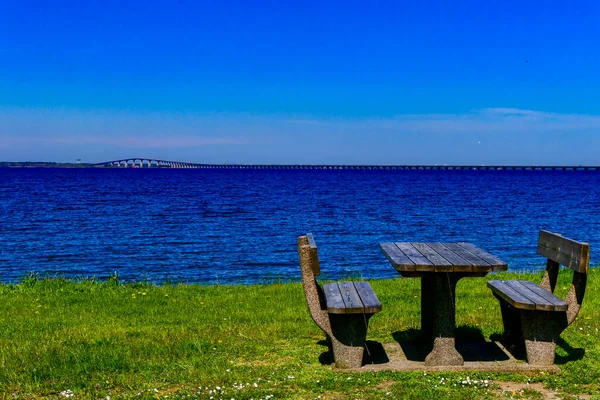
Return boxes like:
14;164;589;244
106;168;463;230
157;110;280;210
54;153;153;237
337;281;364;314
380;242;415;271
323;281;382;314
427;243;473;272
519;280;569;310
306;232;321;275
457;242;507;267
487;231;591;366
395;243;434;271
443;243;491;271
354;281;383;314
487;280;568;312
322;283;346;313
412;243;453;272
380;242;507;274
487;280;536;310
537;230;590;273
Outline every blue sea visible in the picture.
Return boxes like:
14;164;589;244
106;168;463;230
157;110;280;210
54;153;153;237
0;168;598;284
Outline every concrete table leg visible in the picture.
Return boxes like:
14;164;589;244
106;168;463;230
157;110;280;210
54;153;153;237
420;277;434;344
424;273;464;366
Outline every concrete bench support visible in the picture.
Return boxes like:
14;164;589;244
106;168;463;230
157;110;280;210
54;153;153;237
298;234;382;368
488;230;590;366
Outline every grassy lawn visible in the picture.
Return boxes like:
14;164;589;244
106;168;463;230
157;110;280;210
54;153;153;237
0;270;598;399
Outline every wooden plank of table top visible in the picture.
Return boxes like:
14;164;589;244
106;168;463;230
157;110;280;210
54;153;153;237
457;242;507;270
443;243;491;272
411;242;453;272
380;242;415;272
337;281;365;313
487;280;536;310
518;280;568;311
504;280;555;311
353;281;382;313
395;242;434;272
426;242;473;272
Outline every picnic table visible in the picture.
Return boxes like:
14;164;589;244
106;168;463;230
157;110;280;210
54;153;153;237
380;242;507;366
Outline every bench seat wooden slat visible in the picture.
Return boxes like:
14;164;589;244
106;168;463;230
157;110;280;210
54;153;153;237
516;280;568;311
322;283;346;314
337;281;365;313
354;281;382;313
488;280;568;311
323;282;364;314
487;280;536;310
323;281;381;314
504;281;555;311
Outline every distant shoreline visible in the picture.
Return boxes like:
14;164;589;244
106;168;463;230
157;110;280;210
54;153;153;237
1;161;600;171
0;162;165;168
0;161;92;168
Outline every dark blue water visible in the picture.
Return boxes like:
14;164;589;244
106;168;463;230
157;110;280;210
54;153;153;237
0;168;598;284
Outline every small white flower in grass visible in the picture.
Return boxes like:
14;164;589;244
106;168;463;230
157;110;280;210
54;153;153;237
154;388;159;393
254;383;258;387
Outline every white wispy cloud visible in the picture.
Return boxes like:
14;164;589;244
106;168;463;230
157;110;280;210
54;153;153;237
277;107;600;133
0;136;250;148
1;106;599;164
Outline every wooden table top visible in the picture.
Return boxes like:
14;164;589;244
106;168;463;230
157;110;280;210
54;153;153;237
380;242;508;273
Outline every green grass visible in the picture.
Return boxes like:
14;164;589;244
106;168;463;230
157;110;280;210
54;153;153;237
0;269;599;399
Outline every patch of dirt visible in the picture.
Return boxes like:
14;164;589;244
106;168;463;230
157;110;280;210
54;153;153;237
375;380;395;391
496;381;593;400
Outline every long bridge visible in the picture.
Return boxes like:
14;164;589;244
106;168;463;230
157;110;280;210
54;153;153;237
92;158;600;171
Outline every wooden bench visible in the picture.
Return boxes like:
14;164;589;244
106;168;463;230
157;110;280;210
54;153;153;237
297;233;382;368
487;230;590;365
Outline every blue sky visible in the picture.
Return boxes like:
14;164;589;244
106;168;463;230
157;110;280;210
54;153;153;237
1;0;599;164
